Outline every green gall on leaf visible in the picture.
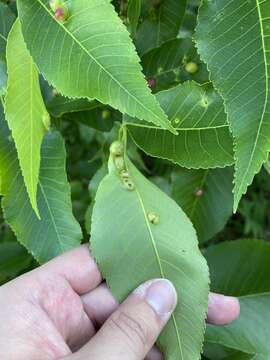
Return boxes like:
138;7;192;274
185;62;199;74
102;109;111;120
194;188;204;197
114;156;125;172
119;170;130;179
148;212;160;224
200;94;209;108
52;88;60;97
122;177;135;191
110;140;124;156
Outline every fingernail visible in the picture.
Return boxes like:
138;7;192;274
135;279;177;319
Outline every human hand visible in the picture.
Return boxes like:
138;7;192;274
0;246;240;360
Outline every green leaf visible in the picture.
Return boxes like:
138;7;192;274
203;343;247;360
17;0;175;134
0;106;82;263
195;0;270;211
204;240;270;359
85;164;108;234
0;60;7;95
64;107;117;133
205;239;270;297
91;157;209;360
136;0;187;55
141;38;209;92
5;20;49;217
127;0;141;38
126;81;234;169
171;167;233;244
0;242;32;284
46;93;99;118
264;155;270;176
0;2;15;61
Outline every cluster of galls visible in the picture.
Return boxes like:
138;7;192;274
49;0;69;22
109;141;135;191
110;141;160;225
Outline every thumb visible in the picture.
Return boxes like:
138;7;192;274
73;279;177;360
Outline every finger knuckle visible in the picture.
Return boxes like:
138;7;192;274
109;310;151;350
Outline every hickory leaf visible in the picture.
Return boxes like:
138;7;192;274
17;0;175;134
141;38;209;92
195;0;270;211
126;81;234;169
5;20;49;217
127;0;141;38
0;60;7;95
136;0;187;55
205;240;270;359
46;94;99;118
0;242;32;284
0;105;82;263
171;167;233;244
91;157;209;360
0;2;15;61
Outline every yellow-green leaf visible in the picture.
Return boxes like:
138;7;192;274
5;20;49;217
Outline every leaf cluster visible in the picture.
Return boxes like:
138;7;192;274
0;1;269;359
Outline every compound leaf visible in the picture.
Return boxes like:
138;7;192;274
91;157;209;360
195;0;270;210
17;0;174;133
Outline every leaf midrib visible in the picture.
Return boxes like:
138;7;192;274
134;183;183;359
189;170;209;220
34;0;171;131
127;123;229;131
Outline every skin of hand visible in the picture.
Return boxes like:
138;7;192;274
0;246;240;360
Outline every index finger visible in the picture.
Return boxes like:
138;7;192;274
33;245;102;295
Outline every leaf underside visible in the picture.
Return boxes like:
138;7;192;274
195;0;270;210
91;159;209;360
